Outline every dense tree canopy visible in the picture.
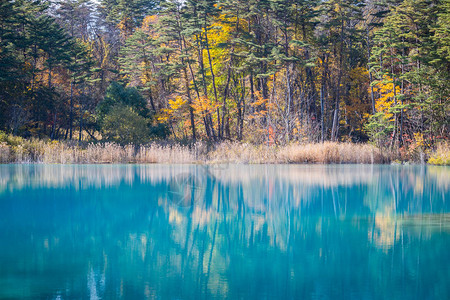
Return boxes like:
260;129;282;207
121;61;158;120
0;0;448;149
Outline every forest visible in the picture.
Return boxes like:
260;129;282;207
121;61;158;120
0;0;449;162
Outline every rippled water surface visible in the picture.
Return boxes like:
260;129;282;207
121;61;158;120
0;164;449;299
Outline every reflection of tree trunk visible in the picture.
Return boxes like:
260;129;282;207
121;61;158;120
415;217;423;295
205;220;217;289
182;204;195;272
185;224;200;275
249;221;254;247
331;186;337;219
220;184;232;250
196;228;207;293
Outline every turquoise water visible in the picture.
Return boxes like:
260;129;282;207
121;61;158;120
0;164;449;299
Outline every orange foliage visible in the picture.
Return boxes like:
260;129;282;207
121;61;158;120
248;91;274;120
191;96;219;118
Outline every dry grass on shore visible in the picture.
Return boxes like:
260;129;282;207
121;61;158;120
0;140;197;164
278;142;391;164
0;131;394;164
207;141;391;164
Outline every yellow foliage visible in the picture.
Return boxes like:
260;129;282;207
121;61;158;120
140;61;152;85
205;14;249;76
141;15;159;38
413;132;424;147
371;75;400;120
428;142;450;165
157;96;188;123
169;96;187;111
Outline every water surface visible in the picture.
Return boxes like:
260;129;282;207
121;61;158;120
0;164;449;299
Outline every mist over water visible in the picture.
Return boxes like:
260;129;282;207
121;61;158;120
0;164;449;299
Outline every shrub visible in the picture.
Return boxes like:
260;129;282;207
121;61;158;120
428;142;450;165
96;82;150;123
101;105;150;146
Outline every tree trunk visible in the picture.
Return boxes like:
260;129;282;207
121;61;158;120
367;33;376;114
69;80;74;140
331;19;345;142
285;65;292;144
203;21;220;138
183;68;196;141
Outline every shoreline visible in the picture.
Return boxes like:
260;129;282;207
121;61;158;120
1;138;448;165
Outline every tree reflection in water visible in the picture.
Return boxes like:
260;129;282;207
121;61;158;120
0;164;449;299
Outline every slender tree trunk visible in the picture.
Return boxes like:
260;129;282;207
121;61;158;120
250;71;255;105
367;32;376;114
51;112;56;140
69;80;74;139
182;35;201;100
203;20;220;138
237;99;242;140
79;105;83;142
302;25;317;119
175;11;197;142
195;32;216;140
331;19;345;142
48;65;52;89
321;54;329;142
221;66;232;138
240;74;246;140
147;87;156;112
183;68;196;141
320;85;325;143
400;40;405;146
286;65;292;144
390;46;398;149
78;90;84;142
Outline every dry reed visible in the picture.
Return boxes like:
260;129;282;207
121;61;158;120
0;133;395;164
278;142;391;164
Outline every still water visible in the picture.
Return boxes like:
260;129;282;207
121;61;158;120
0;164;449;299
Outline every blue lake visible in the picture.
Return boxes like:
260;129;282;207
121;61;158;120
0;164;449;299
